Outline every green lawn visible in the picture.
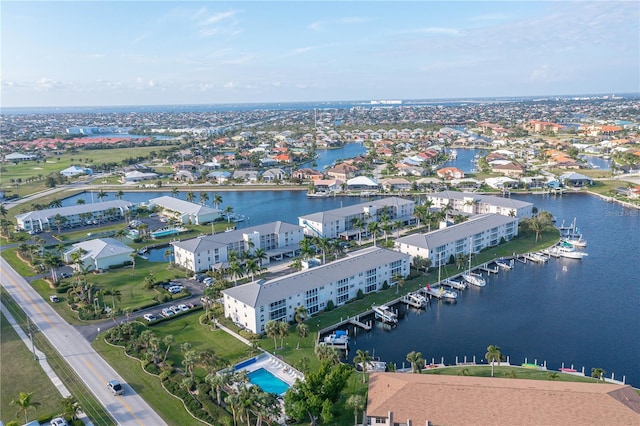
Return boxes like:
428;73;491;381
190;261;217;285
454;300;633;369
0;311;62;424
422;365;601;382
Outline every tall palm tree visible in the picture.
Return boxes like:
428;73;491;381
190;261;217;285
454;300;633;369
393;273;404;294
96;190;107;202
406;350;424;373
314;344;340;364
162;335;175;364
277;320;289;350
346;394;365;426
296;323;309;350
294;305;308;325
11;391;41;423
199;192;210;205
485;344;502;377
224;206;234;222
186;192;195;203
0;204;7;218
129;252;136;275
60;396;81;421
253;248;267;267
353;349;373;383
213;193;223;209
171;187;179;197
164;249;173;267
206;370;233;406
367;221;380;246
264;320;279;349
353;217;364;245
116;190;124;200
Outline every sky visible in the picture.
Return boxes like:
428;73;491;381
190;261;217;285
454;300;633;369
1;1;639;107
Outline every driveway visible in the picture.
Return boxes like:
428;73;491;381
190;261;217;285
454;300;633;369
1;257;168;426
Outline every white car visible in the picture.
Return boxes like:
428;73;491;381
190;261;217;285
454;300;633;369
49;295;60;303
50;417;69;426
177;304;189;312
107;379;124;395
169;305;181;314
168;285;183;294
161;308;174;317
143;313;157;322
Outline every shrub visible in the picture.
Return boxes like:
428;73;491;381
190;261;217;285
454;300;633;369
381;281;389;290
356;289;364;300
239;329;260;340
325;299;335;312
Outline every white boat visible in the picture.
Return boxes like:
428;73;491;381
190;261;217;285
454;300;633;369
439;286;458;300
550;243;588;259
372;304;398;324
462;238;486;287
443;278;467;290
495;259;514;270
307;191;332;198
404;292;427;308
323;330;349;346
358;358;387;372
563;236;587;248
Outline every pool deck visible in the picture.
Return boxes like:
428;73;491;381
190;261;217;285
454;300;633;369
237;353;303;387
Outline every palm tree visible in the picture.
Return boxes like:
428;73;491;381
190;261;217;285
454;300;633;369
406;350;424;373
393;273;404;294
199;192;210;205
213;193;223;209
245;259;260;281
296;323;309;350
171;187;179;197
294;305;308;325
186;192;195;203
116;190;124;200
0;204;7;218
76;198;86;205
224;205;234;222
96;190;107;202
164;249;173;267
353;218;364;245
114;227;128;241
353;349;373;383
346;394;365;426
314;344;340;364
11;391;41;423
60;396;81;421
277;320;289;349
229;260;244;285
485;344;502;377
162;335;175;364
264;320;279;349
253;247;267;267
206;370;232;406
367;221;380;246
591;367;606;382
129;252;136;275
182;349;198;380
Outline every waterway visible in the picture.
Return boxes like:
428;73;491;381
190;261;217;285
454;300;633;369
346;193;639;387
308;142;367;171
446;148;482;173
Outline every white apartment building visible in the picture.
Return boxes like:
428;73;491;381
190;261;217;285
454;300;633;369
222;247;411;334
172;221;304;272
298;196;415;240
426;191;533;220
395;213;518;266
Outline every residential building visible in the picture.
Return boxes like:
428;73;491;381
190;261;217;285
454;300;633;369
366;373;640;426
60;165;93;177
148;196;221;225
426;191;533;220
222;247;411;333
326;163;359;180
15;200;134;232
121;170;158;183
436;167;465;179
395;213;518;266
298;197;415;240
380;178;412;192
346;176;380;192
63;238;134;271
560;172;593;187
172;221;304;272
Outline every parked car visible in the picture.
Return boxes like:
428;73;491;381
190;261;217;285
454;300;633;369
168;285;183;294
169;305;181;314
143;313;157;322
203;277;214;286
107;379;124;395
59;272;71;279
49;295;60;303
50;417;69;426
161;308;174;317
177;304;189;312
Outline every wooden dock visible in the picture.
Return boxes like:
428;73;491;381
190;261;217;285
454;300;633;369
477;263;499;274
349;317;372;331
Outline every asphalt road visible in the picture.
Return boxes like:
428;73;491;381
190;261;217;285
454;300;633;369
1;257;168;426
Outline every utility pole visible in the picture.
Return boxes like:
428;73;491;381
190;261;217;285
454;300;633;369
27;316;37;361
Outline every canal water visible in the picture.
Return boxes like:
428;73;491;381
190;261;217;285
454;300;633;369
446;148;482;173
347;193;639;387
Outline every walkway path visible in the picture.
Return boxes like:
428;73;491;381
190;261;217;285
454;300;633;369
1;300;94;425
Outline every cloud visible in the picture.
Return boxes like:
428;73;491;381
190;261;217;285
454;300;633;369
308;16;370;32
34;78;62;91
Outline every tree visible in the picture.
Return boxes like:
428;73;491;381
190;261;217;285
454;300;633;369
284;361;352;426
60;396;81;421
224;206;234;222
393;273;404;294
186;192;195;203
253;248;267;267
406;350;424;373
11;391;41;423
129;252;136;275
199;192;210;205
205;370;232;406
346;394;365;426
296;323;309;350
171;187;179;197
353;218;364;245
277;320;289;350
162;335;174;364
315;344;341;364
294;305;308;325
264;320;279;349
367;221;380;246
182;349;198;380
353;349;373;383
0;204;7;218
116;190;124;200
485;344;502;377
164;248;173;267
213;193;223;209
96;190;107;202
591;367;606;382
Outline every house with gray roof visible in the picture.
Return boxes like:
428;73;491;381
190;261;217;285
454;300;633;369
222;247;410;333
172;221;304;272
426;191;533;221
148;196;221;225
298;196;415;240
395;213;518;266
15;200;134;232
63;237;134;271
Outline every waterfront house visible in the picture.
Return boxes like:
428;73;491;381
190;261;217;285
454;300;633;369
63;237;134;271
491;161;525;177
346;176;380;192
222;247;410;333
326;163;359;180
366;373;640;426
262;168;288;182
298;196;415;240
436;167;465;180
312;179;343;192
172;221;304;272
122;170;158;183
394;213;518;266
15;200;134;232
147;196;221;225
559;172;593;187
426;191;533;220
293;168;324;181
380;178;412;192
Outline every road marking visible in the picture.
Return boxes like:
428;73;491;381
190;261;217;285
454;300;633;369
83;359;146;426
2;267;55;327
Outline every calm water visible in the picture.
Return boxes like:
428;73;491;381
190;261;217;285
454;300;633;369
307;142;367;171
347;193;639;386
447;148;482;173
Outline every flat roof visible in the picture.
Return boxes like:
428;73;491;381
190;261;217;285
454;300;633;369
428;190;532;209
299;196;414;223
15;200;134;222
148;195;220;216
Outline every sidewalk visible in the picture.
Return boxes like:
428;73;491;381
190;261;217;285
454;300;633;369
1;301;94;426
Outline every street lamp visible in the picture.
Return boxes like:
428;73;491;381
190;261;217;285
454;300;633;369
27;317;37;361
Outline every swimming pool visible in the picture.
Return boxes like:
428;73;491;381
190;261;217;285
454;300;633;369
247;368;290;395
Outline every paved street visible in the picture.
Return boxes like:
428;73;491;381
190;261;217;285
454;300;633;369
1;258;168;426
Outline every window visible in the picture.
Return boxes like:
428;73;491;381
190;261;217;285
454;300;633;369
305;288;319;314
269;299;287;321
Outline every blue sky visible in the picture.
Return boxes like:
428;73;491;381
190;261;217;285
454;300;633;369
2;1;638;107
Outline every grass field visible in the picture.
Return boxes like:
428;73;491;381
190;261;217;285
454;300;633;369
1;311;62;424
